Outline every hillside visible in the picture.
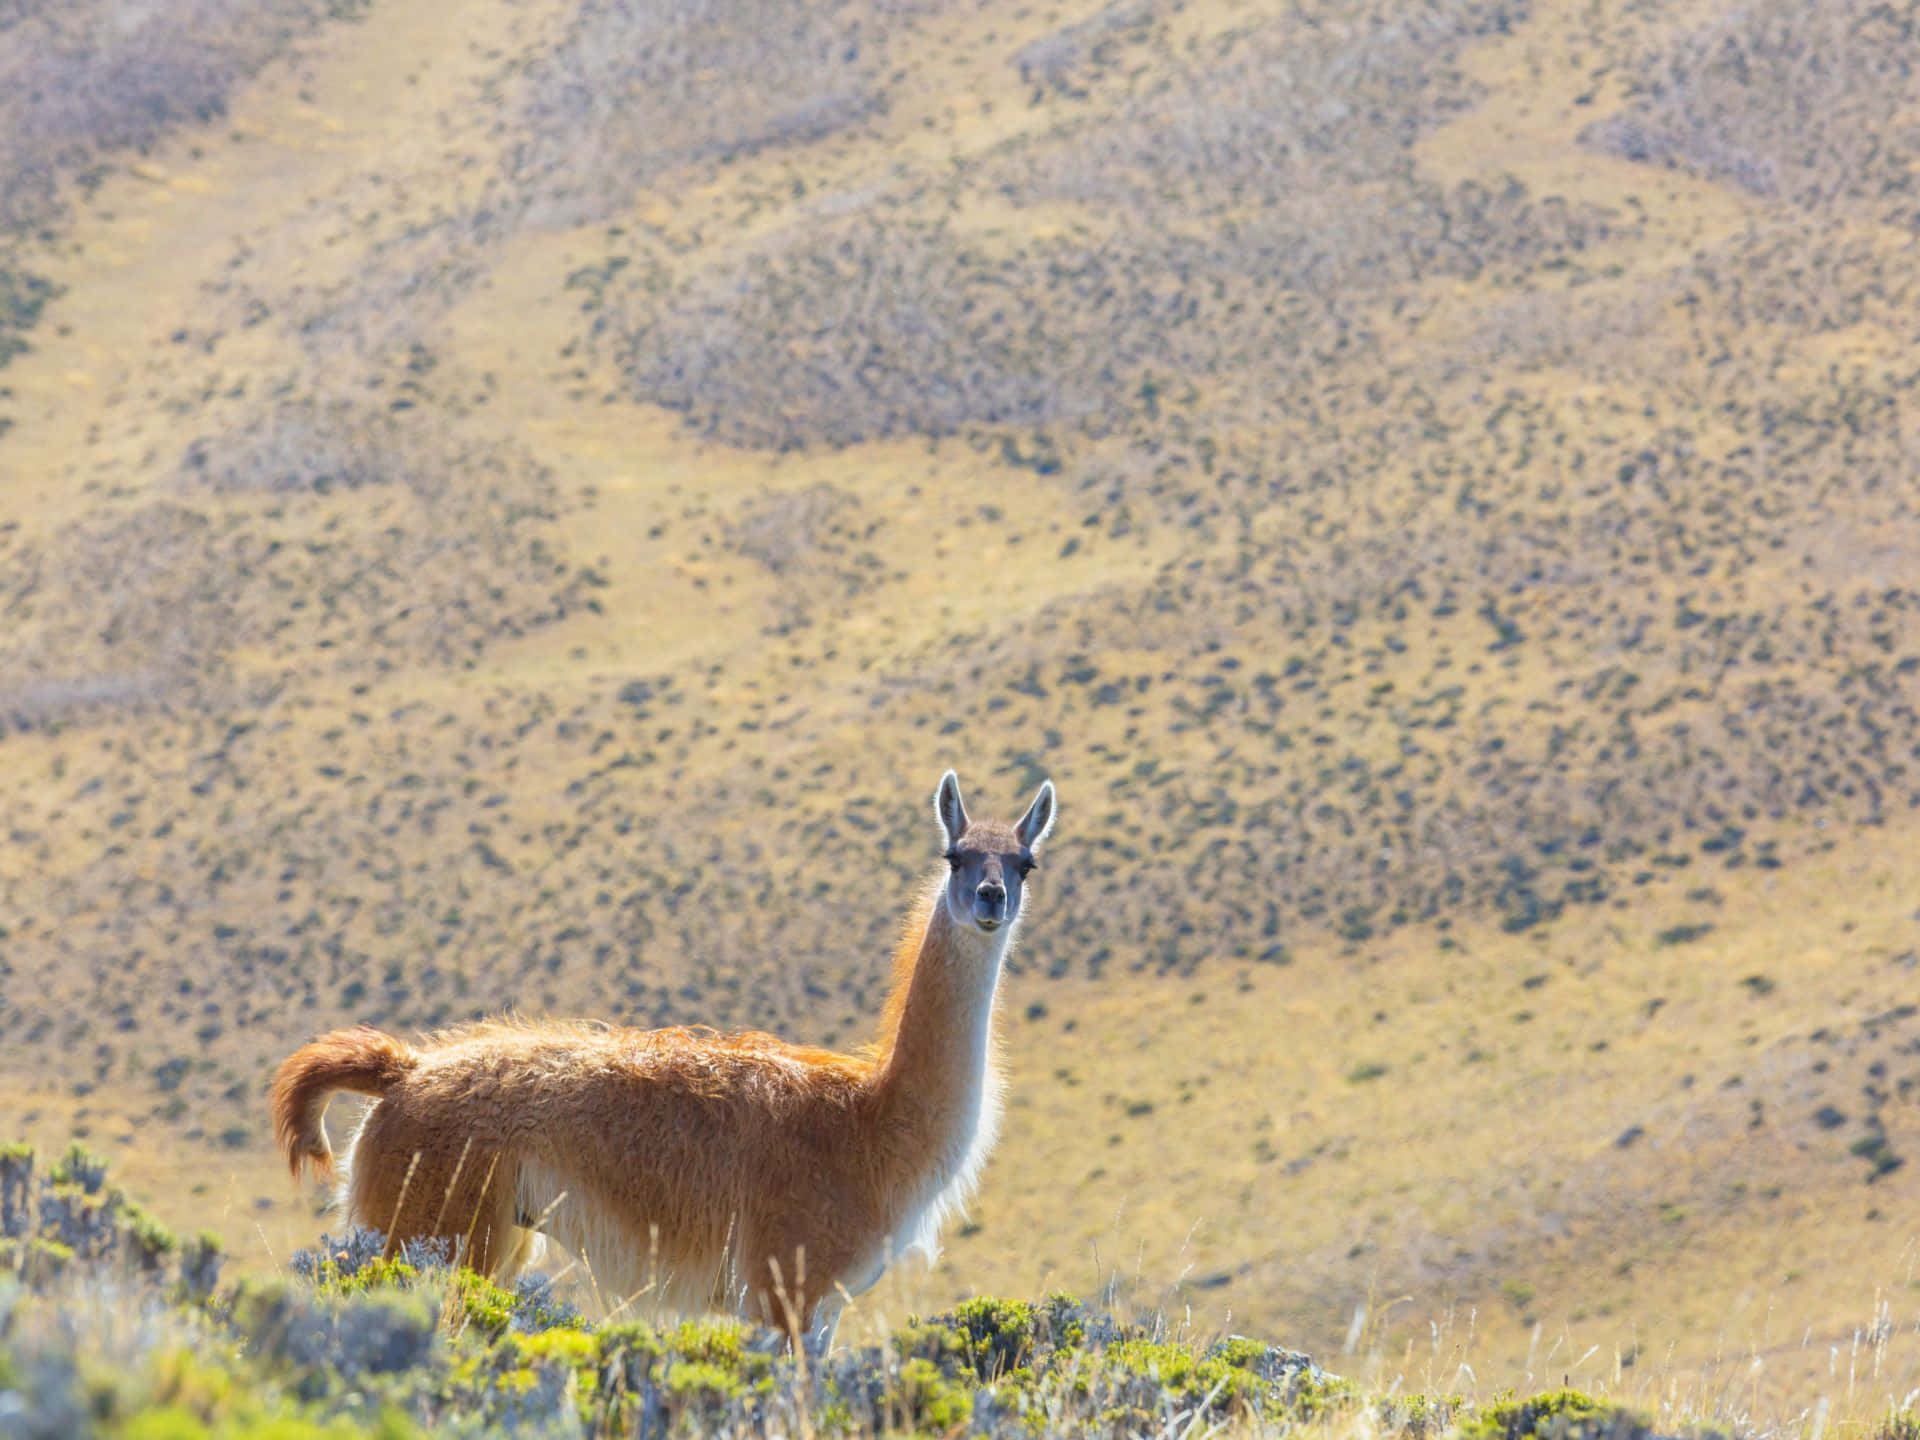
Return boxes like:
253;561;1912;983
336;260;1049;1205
2;0;1919;1424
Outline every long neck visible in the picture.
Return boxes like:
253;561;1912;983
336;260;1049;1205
867;878;1011;1164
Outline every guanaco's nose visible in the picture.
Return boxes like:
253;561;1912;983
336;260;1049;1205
974;878;1007;928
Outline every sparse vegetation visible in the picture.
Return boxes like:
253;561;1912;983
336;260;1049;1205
3;0;1920;1423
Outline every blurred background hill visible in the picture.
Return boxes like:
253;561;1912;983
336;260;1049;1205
2;0;1918;1420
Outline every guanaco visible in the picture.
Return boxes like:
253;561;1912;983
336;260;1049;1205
270;770;1055;1348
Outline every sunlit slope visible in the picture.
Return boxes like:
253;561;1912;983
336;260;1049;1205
2;0;1918;1413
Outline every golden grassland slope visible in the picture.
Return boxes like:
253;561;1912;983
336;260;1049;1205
2;0;1919;1423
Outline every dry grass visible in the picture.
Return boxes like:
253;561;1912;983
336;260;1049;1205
0;0;1918;1430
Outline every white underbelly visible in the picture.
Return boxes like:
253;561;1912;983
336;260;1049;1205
515;1160;743;1319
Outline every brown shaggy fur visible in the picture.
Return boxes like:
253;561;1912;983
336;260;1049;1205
269;775;1053;1340
270;1025;417;1178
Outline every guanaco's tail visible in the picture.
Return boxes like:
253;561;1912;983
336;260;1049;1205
270;1026;418;1180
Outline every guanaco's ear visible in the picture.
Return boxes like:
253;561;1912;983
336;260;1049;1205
1015;779;1056;851
934;770;970;850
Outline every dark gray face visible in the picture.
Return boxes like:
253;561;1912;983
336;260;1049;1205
934;772;1056;936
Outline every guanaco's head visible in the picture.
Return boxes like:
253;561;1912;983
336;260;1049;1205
933;770;1056;937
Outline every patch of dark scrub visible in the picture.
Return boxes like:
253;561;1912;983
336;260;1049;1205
1015;0;1156;95
3;429;587;735
1014;0;1534;215
0;262;58;369
0;0;368;230
180;398;422;495
0;672;179;739
618;220;1112;448
1581;0;1920;225
510;0;930;226
728;484;863;576
613;178;1614;451
0;504;240;734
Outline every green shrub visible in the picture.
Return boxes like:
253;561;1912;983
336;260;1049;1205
895;1356;975;1430
1460;1388;1647;1440
898;1296;1038;1381
1107;1337;1265;1412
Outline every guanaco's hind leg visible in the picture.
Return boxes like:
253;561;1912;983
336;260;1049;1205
345;1103;526;1279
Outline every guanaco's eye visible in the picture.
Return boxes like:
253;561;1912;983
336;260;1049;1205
944;849;963;869
1017;858;1037;879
